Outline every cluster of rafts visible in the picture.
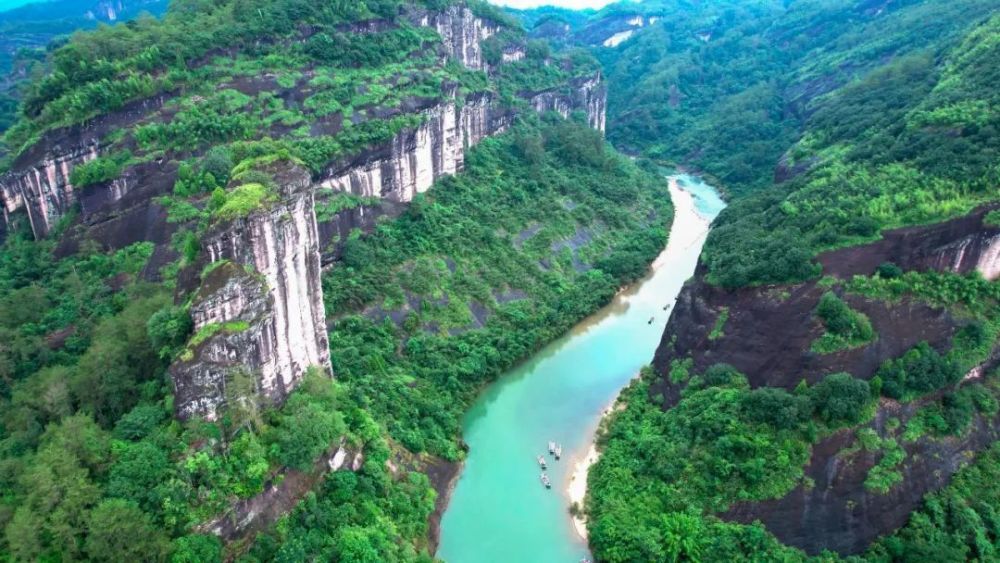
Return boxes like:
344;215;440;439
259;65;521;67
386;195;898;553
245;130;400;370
537;441;563;489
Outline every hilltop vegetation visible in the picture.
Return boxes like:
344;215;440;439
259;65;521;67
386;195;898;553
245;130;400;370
703;12;1000;288
592;0;997;196
585;2;1000;561
0;0;655;559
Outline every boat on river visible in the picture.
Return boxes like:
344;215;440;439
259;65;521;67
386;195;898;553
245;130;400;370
537;455;547;469
548;441;556;454
540;473;551;489
554;445;562;460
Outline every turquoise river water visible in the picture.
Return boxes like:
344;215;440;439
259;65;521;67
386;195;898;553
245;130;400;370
438;175;725;563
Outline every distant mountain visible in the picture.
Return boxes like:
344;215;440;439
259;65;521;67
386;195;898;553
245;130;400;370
0;0;168;130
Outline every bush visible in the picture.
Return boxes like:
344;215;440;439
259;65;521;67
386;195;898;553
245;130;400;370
877;262;903;279
816;292;873;341
741;387;812;429
69;152;132;187
701;363;744;388
878;342;961;399
170;535;222;563
808;372;872;427
811;292;875;353
113;404;165;441
147;306;193;361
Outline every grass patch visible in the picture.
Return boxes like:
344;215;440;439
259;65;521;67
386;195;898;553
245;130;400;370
810;292;875;354
708;307;729;341
213;183;278;221
180;321;251;360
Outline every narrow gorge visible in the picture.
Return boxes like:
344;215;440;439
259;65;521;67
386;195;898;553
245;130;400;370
1;0;999;561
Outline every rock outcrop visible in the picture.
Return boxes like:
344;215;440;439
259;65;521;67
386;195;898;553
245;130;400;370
817;204;1000;280
0;5;600;241
312;73;607;256
0;93;169;240
171;164;331;420
528;73;607;132
0;138;98;238
5;1;608;424
649;205;1000;554
318;91;511;202
418;5;499;72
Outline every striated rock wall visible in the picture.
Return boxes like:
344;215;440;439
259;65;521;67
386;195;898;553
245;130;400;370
318;91;511;202
1;5;606;242
314;75;607;256
0;93;171;239
818;204;1000;280
0;139;98;238
417;5;499;72
171;164;331;420
529;73;607;132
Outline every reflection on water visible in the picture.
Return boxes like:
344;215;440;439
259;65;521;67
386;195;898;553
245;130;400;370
438;176;725;563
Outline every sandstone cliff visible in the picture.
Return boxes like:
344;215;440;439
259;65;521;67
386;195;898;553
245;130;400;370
1;2;608;421
171;164;330;420
650;205;1000;554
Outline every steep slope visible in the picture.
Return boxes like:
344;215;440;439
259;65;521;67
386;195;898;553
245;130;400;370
584;0;996;195
0;0;170;132
0;0;691;560
586;7;1000;562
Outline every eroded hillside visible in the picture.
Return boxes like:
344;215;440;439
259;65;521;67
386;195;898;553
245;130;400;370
0;0;678;560
585;4;1000;562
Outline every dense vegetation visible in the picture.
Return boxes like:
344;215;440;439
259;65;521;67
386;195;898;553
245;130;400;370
587;365;875;561
589;341;1000;562
0;0;652;559
0;220;369;559
0;0;172;135
583;2;1000;560
701;11;1000;288
810;291;875;354
322;115;670;459
592;0;997;196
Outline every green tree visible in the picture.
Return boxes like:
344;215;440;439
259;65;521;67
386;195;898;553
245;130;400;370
808;373;871;427
170;534;222;563
85;499;170;562
661;511;705;562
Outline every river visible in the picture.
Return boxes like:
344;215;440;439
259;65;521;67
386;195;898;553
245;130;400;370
437;174;725;563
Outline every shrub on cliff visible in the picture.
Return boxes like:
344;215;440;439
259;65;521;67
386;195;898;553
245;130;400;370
808;372;872;427
811;292;875;353
741;387;813;430
878;342;961;400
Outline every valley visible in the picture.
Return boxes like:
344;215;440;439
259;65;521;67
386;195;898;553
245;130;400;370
0;0;998;561
437;175;723;562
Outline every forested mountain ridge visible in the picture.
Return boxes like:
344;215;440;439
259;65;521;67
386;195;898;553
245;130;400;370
575;1;1000;561
0;0;679;560
513;0;997;195
0;0;170;132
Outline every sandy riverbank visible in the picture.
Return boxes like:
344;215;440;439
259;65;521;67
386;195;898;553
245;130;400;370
566;179;713;541
567;417;605;539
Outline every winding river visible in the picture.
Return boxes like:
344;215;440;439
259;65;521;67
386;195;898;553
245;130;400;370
437;175;725;562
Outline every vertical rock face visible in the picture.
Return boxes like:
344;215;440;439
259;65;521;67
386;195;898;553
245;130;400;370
501;46;526;63
529;73;607;133
313;72;607;255
419;5;499;71
318;92;512;202
171;164;331;420
1;93;169;240
0;139;99;238
817;206;1000;281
